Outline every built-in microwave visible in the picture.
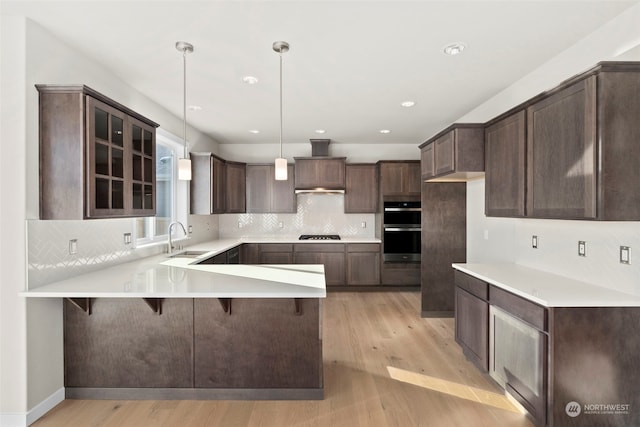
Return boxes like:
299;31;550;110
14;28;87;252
383;201;421;262
489;305;547;421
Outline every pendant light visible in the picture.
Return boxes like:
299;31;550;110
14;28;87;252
176;41;194;181
273;41;289;181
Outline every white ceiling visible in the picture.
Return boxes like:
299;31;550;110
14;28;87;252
3;1;638;145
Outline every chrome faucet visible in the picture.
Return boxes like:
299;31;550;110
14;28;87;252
167;221;187;254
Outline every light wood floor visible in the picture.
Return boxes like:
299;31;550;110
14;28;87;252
33;292;533;427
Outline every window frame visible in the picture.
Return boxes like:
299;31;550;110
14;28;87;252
134;128;189;247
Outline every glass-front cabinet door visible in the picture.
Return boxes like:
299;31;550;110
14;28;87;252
86;95;156;218
130;116;156;216
87;97;128;217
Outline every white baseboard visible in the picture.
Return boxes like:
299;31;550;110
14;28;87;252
1;387;65;426
27;387;65;425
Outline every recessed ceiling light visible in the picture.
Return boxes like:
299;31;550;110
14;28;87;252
379;129;391;134
401;101;416;108
443;43;466;56
315;129;326;134
188;105;202;111
249;130;260;134
242;76;259;84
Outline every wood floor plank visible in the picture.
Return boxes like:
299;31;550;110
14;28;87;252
32;292;533;427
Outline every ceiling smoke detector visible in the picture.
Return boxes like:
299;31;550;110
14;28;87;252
443;42;466;56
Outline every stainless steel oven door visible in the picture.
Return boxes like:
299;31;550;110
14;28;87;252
383;227;421;262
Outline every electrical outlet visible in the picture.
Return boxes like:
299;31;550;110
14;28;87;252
532;235;538;249
123;233;132;245
278;221;284;229
238;221;242;229
620;246;631;264
188;225;193;234
361;221;367;229
578;241;586;257
69;239;78;255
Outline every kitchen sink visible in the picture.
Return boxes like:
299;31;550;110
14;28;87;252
168;250;209;258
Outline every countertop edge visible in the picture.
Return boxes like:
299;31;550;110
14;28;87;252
452;263;640;308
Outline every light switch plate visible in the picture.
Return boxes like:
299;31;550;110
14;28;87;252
578;241;586;257
123;233;132;245
69;239;78;255
620;246;630;264
532;235;538;249
188;225;193;234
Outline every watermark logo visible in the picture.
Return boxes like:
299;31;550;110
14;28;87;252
566;401;581;418
565;401;631;417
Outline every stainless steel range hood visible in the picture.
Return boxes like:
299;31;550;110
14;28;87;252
294;139;346;194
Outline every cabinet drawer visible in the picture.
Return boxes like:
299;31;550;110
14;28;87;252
489;286;547;331
454;270;488;300
346;243;380;253
294;243;344;253
259;244;293;253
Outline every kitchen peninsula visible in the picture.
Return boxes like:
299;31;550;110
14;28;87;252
22;240;327;400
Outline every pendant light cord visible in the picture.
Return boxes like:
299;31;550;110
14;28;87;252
279;50;283;158
183;49;188;158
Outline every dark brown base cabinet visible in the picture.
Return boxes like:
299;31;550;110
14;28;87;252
346;244;381;286
64;297;323;400
455;271;640;427
454;271;488;371
240;243;382;287
293;244;346;287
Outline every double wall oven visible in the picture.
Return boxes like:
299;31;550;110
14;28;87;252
383;201;421;262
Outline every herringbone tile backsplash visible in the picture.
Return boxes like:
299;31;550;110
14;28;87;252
27;215;219;288
219;194;376;239
28;219;137;288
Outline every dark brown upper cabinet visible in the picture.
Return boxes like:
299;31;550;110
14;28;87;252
246;164;296;214
483;62;640;220
484;110;526;217
419;124;484;182
37;84;158;219
378;161;421;196
190;153;226;214
344;164;378;213
293;157;346;190
527;77;597;219
225;161;246;213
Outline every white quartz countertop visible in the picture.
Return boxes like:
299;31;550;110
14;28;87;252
21;237;381;299
452;263;640;307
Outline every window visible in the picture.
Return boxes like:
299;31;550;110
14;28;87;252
135;129;188;246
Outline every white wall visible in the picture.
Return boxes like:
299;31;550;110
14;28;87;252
464;4;640;296
1;17;220;425
0;15;29;424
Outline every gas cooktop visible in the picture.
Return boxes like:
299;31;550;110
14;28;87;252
298;234;341;240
